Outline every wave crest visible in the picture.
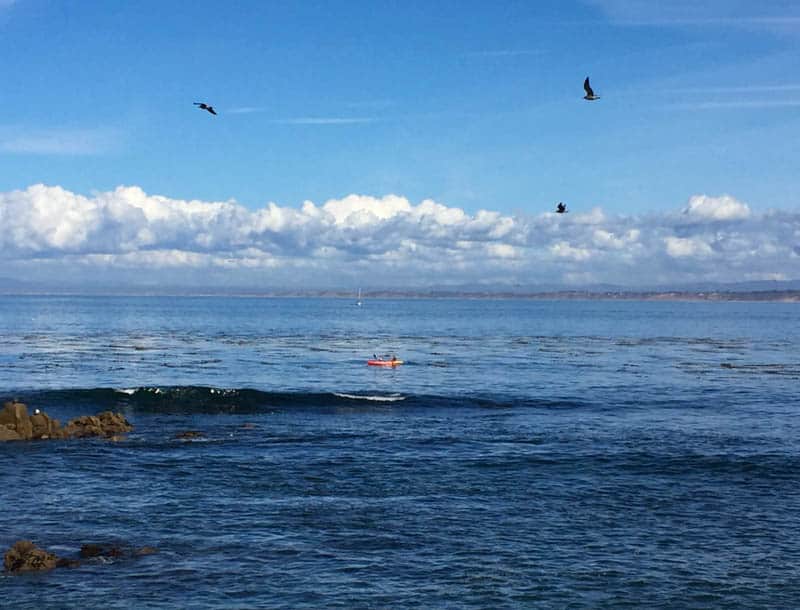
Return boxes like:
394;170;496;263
5;386;585;414
333;392;406;402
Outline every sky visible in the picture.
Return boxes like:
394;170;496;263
1;0;799;290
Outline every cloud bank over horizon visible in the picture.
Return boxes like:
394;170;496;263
1;184;798;290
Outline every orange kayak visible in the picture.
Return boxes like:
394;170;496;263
367;359;404;366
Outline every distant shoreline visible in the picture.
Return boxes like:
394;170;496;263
1;290;799;302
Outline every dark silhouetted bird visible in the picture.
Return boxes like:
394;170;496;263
556;202;567;214
194;102;217;115
583;77;600;101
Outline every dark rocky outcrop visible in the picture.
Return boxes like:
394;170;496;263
0;402;35;440
4;540;59;573
77;543;158;561
4;540;157;573
30;411;65;440
0;402;132;442
63;411;133;438
174;430;205;439
0;426;22;441
79;543;125;559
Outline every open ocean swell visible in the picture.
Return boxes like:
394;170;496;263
2;296;800;608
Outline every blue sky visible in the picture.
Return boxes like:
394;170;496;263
1;1;799;289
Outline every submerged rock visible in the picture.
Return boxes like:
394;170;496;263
0;402;132;442
4;540;158;574
79;543;158;560
79;543;124;559
174;430;205;439
3;540;59;573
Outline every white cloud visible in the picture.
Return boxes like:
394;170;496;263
487;243;520;259
683;194;751;221
550;241;593;261
669;100;800;110
592;228;640;249
585;0;800;29
670;84;800;93
269;117;377;125
322;194;412;226
0;127;121;155
664;236;713;258
226;107;267;115
573;207;607;225
0;184;798;289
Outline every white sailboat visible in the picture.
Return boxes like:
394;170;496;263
356;288;363;307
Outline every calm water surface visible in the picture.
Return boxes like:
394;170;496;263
1;296;799;608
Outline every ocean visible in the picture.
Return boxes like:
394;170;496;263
1;295;799;608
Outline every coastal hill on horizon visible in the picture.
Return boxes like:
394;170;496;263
2;277;799;301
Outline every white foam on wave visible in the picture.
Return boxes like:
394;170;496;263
116;386;164;394
333;392;406;402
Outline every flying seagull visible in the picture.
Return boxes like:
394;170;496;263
583;77;600;101
556;202;567;214
194;102;217;115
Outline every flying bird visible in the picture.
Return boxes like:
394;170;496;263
194;102;217;115
583;77;600;101
556;202;567;214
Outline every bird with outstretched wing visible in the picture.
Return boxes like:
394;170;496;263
583;77;600;101
194;102;217;115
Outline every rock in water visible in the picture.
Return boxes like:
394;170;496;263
0;401;33;440
4;540;156;573
30;412;65;440
3;540;59;573
80;543;157;559
0;426;22;441
0;401;65;440
78;543;105;558
79;543;124;559
174;430;205;439
63;411;133;438
0;403;132;442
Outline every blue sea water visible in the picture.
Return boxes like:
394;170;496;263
1;295;799;608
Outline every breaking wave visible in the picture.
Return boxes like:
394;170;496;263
5;386;588;414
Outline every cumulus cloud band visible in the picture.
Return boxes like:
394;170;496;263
0;185;797;287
